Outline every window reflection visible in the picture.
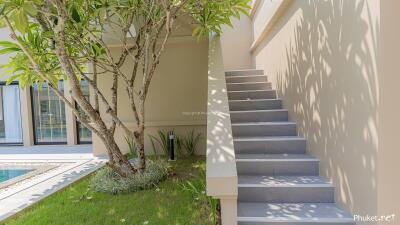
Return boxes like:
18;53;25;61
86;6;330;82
32;81;67;144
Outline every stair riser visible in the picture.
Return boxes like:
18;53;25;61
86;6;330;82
238;186;334;203
228;91;276;100
237;161;319;176
230;111;288;123
229;100;282;111
238;222;356;225
232;124;297;137
226;70;264;76
227;83;272;91
234;139;306;154
226;75;267;83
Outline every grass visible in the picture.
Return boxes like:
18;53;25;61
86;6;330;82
2;157;213;225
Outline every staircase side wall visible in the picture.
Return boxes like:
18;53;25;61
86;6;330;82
250;0;380;223
378;1;400;224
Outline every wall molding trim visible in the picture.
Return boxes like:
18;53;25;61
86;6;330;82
250;0;293;53
145;120;206;127
107;35;197;48
250;0;262;19
92;120;206;128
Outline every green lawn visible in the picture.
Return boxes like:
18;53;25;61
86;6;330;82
2;157;213;225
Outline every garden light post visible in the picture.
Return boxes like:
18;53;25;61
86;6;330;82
168;131;175;161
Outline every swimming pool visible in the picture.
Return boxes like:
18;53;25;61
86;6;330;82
0;169;33;183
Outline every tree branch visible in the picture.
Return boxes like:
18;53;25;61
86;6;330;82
70;59;135;138
3;16;103;138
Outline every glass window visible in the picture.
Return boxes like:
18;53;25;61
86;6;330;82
0;83;23;145
76;80;92;144
32;81;67;144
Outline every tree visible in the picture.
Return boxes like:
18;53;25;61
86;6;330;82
0;0;250;176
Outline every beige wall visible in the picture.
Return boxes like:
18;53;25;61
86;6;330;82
93;37;208;156
251;0;381;223
378;0;400;224
220;15;253;70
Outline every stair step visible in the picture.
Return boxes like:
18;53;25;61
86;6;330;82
228;90;277;100
230;109;288;123
238;176;334;202
227;68;354;224
234;136;306;154
227;82;272;91
236;154;319;176
226;75;267;83
229;99;282;111
232;122;297;137
238;203;355;225
225;69;264;76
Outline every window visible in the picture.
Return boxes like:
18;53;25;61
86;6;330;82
0;83;23;145
76;80;92;144
31;81;67;144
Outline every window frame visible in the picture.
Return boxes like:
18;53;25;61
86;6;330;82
75;79;92;144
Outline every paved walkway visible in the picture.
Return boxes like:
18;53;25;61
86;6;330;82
0;145;106;221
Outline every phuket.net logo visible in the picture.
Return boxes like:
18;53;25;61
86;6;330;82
354;214;396;222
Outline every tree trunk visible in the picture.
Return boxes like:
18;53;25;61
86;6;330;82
135;126;146;172
103;133;137;176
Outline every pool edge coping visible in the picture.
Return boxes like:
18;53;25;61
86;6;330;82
0;164;60;190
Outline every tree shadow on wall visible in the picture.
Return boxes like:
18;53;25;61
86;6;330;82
258;0;379;215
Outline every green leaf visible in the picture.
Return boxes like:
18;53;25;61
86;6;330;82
71;7;81;23
42;31;54;38
23;2;37;16
6;74;21;85
12;9;29;33
0;41;20;48
192;26;202;37
0;19;6;28
0;47;21;55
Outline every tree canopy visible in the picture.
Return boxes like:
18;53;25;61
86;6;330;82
0;0;250;175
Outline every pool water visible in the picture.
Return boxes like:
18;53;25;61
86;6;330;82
0;169;32;183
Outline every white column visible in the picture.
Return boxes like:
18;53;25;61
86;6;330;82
220;196;237;225
64;82;77;145
20;86;34;146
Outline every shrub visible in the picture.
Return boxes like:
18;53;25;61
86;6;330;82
148;130;171;156
91;159;169;194
179;130;202;156
148;129;202;157
124;136;138;159
149;130;187;156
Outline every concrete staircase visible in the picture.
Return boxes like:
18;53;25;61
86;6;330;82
225;69;355;225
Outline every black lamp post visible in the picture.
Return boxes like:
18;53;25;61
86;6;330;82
168;131;175;161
